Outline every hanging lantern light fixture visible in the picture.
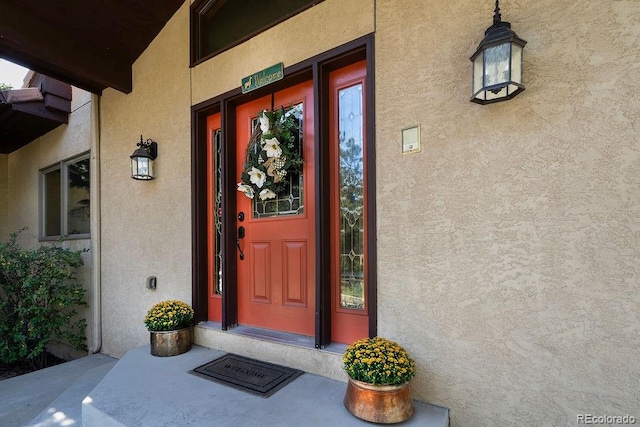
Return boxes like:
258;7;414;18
130;135;158;180
470;0;527;104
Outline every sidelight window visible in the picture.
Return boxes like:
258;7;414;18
337;84;365;310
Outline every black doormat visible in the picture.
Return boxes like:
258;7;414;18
190;353;303;398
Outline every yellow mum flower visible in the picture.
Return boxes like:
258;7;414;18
342;337;416;386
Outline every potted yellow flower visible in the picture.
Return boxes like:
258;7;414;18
342;337;416;424
143;300;194;357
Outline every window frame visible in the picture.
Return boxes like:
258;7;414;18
190;0;324;66
39;152;91;241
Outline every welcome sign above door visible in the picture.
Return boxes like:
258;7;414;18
241;63;284;94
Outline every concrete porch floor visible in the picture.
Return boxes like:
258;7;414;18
0;353;117;427
1;345;449;426
84;345;449;426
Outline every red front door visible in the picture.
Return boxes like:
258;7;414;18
235;81;315;336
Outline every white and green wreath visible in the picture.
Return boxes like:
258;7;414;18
237;105;303;201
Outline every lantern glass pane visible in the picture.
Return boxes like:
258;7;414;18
138;157;149;177
511;44;523;84
131;158;138;176
132;156;153;179
484;43;510;86
507;84;519;96
473;54;484;97
486;87;507;101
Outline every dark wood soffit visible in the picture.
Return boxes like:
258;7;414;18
0;74;72;153
0;107;65;154
0;0;184;94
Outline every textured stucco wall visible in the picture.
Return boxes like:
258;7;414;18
375;1;640;425
3;86;94;358
99;2;193;356
97;0;639;425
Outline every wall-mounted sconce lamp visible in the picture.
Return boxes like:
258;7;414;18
470;0;527;104
130;136;158;180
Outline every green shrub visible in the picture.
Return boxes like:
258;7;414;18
0;230;88;369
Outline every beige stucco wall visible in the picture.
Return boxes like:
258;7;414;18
99;1;193;356
3;86;94;358
375;0;640;425
97;0;639;425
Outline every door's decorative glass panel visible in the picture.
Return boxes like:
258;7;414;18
338;84;365;310
252;104;304;218
213;129;223;295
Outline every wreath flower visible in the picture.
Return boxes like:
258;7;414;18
237;106;303;200
259;188;276;200
237;183;254;199
263;138;282;158
248;167;266;188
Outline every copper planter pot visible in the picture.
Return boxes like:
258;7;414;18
150;326;192;357
343;378;414;424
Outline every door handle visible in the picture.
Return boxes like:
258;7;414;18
236;226;245;260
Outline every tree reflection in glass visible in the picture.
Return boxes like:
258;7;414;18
67;158;90;235
338;84;365;310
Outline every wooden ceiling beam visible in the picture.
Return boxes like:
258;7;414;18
0;0;184;94
0;1;131;93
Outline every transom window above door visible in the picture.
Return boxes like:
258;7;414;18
190;0;324;64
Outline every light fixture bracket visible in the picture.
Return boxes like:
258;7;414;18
135;135;158;160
